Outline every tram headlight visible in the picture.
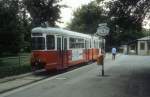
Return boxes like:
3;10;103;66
38;59;41;62
33;59;41;66
37;58;46;65
31;55;46;66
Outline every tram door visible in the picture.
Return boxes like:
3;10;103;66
85;40;88;61
62;37;68;68
57;36;63;69
57;36;68;69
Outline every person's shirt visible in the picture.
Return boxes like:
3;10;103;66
112;48;116;54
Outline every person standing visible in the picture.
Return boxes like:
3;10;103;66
112;47;117;60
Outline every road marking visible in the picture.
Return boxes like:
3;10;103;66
55;77;67;80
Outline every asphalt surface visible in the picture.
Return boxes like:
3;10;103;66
1;54;150;97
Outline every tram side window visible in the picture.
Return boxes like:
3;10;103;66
77;39;84;48
95;41;97;48
97;41;99;48
64;38;67;50
69;38;75;48
90;40;91;48
46;35;55;50
94;40;96;48
57;37;61;50
85;40;87;48
99;41;102;48
32;37;45;50
69;38;84;49
85;40;90;48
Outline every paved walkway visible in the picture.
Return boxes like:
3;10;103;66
0;53;116;94
1;54;150;97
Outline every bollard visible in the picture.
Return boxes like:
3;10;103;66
19;54;21;66
97;54;104;76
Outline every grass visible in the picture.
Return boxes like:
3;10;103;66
0;53;32;78
0;53;30;67
0;65;32;78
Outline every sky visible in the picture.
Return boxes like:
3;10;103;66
58;0;94;27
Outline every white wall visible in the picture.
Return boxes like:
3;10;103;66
138;41;147;55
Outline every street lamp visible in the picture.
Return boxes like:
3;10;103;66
96;23;109;76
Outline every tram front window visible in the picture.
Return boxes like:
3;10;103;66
32;37;45;50
46;35;55;50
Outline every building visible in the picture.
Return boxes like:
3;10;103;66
124;36;150;55
137;36;150;55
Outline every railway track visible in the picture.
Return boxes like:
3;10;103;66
0;69;51;93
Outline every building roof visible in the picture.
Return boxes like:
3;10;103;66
137;36;150;41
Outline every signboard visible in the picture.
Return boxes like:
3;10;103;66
98;23;107;27
96;23;110;36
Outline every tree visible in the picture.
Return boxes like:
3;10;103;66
68;0;149;50
18;0;32;51
94;0;148;47
0;0;23;55
68;1;107;34
0;0;31;55
24;0;62;27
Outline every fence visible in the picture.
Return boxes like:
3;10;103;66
0;53;31;78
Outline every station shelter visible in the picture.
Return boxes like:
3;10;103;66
122;36;150;55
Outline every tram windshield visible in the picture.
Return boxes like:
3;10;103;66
46;35;55;50
32;37;45;50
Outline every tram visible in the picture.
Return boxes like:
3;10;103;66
31;27;102;71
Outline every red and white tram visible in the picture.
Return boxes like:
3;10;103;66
31;27;102;71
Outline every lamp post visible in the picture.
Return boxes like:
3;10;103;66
96;23;109;76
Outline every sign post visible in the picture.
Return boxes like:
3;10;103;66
96;23;109;76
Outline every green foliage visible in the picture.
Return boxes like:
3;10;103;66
24;0;62;27
0;0;22;54
0;65;31;78
19;1;32;44
68;0;147;48
68;1;107;34
106;0;146;46
0;53;31;78
0;0;62;55
0;0;31;55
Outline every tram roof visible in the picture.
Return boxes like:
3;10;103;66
32;27;94;39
